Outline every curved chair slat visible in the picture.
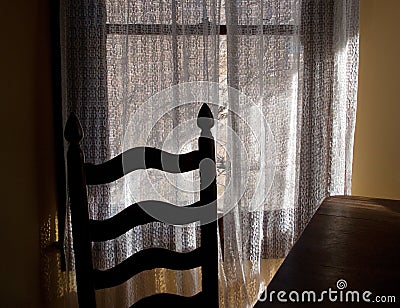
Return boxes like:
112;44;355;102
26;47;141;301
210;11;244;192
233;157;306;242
85;148;200;185
130;292;203;308
93;247;202;290
90;200;201;242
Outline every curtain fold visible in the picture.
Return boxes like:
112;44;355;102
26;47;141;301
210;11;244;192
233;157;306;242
49;0;359;307
220;2;360;307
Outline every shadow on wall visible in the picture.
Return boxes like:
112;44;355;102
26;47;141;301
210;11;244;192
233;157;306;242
0;0;58;307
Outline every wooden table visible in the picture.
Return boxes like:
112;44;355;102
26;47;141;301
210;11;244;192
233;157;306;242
254;196;400;307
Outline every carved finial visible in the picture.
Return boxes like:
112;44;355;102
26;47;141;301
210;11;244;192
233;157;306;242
197;103;214;131
64;112;83;144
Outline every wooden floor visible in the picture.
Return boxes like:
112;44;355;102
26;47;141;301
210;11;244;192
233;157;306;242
254;196;400;307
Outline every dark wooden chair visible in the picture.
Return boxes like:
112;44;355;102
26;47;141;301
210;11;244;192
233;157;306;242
64;104;219;307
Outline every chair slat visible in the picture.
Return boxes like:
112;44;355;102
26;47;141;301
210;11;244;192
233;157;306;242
85;148;199;185
130;292;203;308
93;247;202;290
89;200;201;242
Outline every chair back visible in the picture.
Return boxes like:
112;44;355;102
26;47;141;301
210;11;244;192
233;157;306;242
64;104;219;307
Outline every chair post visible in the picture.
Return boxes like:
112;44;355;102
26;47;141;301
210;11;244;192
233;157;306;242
65;113;96;308
197;104;219;307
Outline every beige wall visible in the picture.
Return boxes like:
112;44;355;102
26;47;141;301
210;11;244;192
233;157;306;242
352;0;400;200
0;0;55;306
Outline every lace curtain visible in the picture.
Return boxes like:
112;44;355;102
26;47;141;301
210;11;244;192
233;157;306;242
49;0;359;307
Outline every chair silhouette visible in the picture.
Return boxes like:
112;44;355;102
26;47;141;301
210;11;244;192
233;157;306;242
64;104;219;307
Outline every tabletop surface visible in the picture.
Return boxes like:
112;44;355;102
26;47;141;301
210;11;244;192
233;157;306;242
254;195;400;307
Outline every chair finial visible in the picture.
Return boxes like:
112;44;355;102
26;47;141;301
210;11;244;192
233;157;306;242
197;103;214;130
64;112;83;144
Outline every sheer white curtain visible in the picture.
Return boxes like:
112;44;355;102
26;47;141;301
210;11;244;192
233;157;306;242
222;1;359;306
54;0;359;307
